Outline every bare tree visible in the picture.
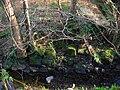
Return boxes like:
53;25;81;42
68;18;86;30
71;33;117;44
1;0;26;57
91;0;120;42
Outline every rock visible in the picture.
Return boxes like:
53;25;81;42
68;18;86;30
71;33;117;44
115;79;120;86
17;64;26;70
46;76;54;83
75;68;87;74
39;67;48;73
30;67;39;72
23;67;31;73
116;65;120;71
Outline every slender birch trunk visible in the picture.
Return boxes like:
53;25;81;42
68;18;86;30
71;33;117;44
56;0;62;10
1;0;26;57
23;0;31;40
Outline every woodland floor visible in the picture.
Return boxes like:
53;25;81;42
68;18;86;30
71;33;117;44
0;0;120;90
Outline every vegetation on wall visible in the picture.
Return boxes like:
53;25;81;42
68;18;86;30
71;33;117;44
0;0;120;89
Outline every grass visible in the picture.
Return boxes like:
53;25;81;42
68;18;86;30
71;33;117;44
17;85;120;90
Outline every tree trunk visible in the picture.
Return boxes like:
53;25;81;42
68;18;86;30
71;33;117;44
56;0;62;10
1;0;26;57
71;0;78;15
23;0;31;39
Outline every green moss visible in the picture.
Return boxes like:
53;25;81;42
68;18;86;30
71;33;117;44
67;46;77;56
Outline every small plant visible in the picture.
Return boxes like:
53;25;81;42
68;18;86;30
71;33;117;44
1;69;13;82
110;85;120;90
36;44;46;56
93;52;101;64
94;85;120;90
45;42;56;59
32;32;56;59
1;69;13;90
95;87;107;90
81;87;85;90
41;86;48;90
102;49;115;62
